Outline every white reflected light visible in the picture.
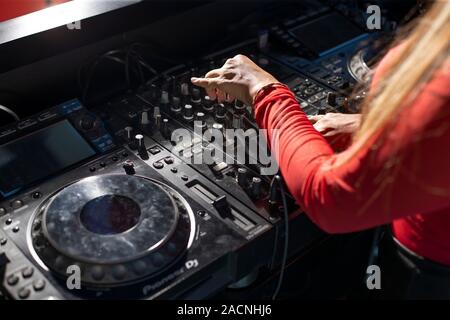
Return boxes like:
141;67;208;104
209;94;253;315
0;0;138;43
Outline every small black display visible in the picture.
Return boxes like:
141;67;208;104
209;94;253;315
289;12;364;55
0;120;96;198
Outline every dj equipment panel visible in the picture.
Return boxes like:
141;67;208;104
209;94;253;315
0;1;392;299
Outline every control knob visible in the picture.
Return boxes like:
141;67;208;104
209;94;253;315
183;104;194;122
161;118;171;139
251;177;262;199
237;167;249;188
191;88;202;105
214;103;227;123
135;134;148;160
194;112;207;132
203;96;214;113
171;95;182;115
79;116;96;131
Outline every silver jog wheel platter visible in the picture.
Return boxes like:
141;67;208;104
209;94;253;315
30;174;194;288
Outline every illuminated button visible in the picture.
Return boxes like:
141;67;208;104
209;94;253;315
6;218;12;225
181;175;189;181
12;226;20;233
0;207;6;216
0;238;7;246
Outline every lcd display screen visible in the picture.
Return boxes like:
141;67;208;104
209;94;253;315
0;120;95;198
289;12;364;55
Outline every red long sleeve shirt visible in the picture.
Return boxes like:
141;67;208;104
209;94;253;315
254;48;450;266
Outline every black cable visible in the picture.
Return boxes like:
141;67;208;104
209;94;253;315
128;42;180;65
78;44;164;104
0;104;20;121
271;175;289;300
79;50;128;103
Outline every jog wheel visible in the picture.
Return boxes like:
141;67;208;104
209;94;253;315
31;174;194;288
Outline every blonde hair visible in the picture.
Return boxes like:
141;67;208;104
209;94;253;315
339;1;450;165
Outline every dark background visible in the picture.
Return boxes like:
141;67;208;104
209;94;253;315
0;0;416;126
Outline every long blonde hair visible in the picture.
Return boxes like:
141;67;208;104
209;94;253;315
339;1;450;165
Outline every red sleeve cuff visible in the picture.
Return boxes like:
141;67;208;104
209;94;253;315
252;82;291;106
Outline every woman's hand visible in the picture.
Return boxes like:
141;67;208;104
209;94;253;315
191;54;279;105
309;113;362;137
308;113;362;151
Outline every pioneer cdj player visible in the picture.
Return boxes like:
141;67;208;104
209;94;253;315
0;0;395;300
0;98;275;299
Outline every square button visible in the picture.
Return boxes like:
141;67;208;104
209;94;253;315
149;146;161;155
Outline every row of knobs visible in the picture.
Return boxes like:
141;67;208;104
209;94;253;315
145;79;248;129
